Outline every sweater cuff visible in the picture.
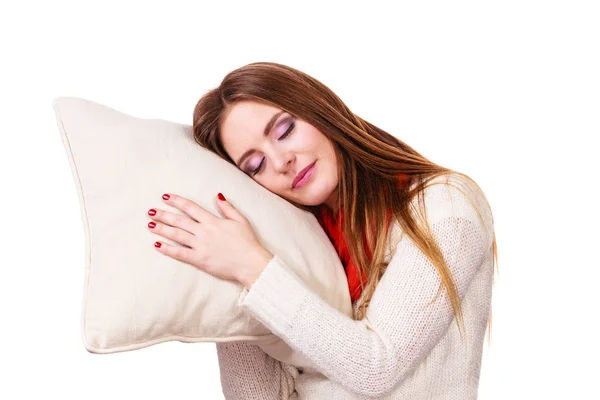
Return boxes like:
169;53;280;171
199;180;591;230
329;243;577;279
237;254;310;332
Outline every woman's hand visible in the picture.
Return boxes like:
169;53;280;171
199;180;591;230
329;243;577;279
147;192;273;285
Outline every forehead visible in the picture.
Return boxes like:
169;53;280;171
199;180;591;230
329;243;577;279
220;100;281;158
221;100;279;137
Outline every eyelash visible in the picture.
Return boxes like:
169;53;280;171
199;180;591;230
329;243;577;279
252;121;295;176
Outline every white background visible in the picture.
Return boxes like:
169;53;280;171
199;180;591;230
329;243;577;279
1;1;598;399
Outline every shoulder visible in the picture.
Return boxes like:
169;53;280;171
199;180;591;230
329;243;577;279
381;173;495;265
415;173;495;244
410;172;488;213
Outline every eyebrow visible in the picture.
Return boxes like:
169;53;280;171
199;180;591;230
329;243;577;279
236;110;286;168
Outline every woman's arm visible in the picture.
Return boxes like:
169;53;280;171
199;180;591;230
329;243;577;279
216;341;299;399
236;177;494;397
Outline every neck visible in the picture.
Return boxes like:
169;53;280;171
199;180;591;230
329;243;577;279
323;186;340;214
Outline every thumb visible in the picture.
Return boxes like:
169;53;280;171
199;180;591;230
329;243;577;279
216;193;246;223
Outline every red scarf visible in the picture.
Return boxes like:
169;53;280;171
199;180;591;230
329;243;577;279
316;174;411;302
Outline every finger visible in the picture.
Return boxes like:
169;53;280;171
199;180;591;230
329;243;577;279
148;220;195;248
216;193;247;224
154;241;199;267
162;193;218;224
149;208;197;235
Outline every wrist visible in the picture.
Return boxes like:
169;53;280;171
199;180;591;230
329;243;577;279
238;247;274;289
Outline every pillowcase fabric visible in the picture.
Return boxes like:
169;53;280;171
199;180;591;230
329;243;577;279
52;96;353;368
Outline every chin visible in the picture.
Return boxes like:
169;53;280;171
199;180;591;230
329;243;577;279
290;193;324;208
309;189;337;207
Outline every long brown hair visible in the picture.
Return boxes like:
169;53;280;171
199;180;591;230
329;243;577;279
192;62;498;343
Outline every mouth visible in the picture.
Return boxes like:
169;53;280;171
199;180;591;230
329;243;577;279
292;161;317;189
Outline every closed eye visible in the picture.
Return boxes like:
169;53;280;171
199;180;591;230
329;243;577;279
252;121;295;176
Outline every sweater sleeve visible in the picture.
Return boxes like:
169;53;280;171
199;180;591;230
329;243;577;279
216;341;299;399
237;178;494;397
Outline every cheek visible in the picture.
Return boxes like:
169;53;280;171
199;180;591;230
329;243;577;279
301;129;326;152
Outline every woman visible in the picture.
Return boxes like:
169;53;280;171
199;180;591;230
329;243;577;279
149;62;498;399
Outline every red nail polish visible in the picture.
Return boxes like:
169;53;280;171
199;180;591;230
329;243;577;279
218;193;226;201
148;221;156;229
154;241;162;248
162;194;170;200
148;209;156;216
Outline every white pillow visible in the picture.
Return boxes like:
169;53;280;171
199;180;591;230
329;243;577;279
52;96;353;368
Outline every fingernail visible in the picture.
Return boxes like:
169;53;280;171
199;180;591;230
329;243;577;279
148;209;157;216
217;193;226;201
148;221;156;229
162;194;170;200
154;241;162;248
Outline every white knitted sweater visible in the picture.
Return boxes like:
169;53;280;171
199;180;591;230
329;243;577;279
216;174;495;399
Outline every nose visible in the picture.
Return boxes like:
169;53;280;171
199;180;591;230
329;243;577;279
271;150;294;174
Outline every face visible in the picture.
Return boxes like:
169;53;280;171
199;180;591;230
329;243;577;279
220;100;339;210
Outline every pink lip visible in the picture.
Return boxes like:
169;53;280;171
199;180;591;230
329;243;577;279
292;161;317;189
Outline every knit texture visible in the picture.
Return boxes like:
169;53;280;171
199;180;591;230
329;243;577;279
216;173;495;399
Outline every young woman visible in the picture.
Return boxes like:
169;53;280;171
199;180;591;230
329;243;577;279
149;62;498;399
